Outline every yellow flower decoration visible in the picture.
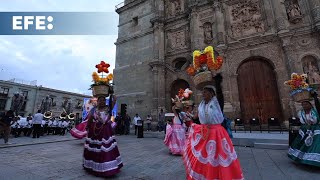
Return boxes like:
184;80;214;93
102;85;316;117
106;73;113;81
193;50;201;67
204;46;215;63
92;72;100;83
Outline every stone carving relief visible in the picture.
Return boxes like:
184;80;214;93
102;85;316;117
285;0;302;24
302;56;320;84
298;38;312;47
166;0;184;18
203;22;213;44
228;0;265;37
167;30;188;51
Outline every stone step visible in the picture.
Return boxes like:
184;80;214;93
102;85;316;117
254;142;288;150
232;138;288;148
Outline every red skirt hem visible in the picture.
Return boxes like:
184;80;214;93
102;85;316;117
183;124;244;180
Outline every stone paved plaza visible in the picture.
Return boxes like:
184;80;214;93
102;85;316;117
0;135;320;180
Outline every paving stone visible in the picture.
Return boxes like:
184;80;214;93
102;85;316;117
1;135;320;179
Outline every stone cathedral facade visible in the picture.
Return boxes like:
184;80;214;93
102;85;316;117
114;0;320;125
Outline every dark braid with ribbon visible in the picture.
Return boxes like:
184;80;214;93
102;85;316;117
214;73;224;112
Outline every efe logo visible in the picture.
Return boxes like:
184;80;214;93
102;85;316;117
12;16;53;30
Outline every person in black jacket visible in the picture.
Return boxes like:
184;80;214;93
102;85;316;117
0;110;15;144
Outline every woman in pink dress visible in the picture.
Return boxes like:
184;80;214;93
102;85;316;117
164;105;186;155
183;86;243;180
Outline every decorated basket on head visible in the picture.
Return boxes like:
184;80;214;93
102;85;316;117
171;88;193;109
186;46;223;90
284;73;313;102
90;61;114;97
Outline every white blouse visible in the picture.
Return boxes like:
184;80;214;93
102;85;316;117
173;112;186;125
198;97;224;125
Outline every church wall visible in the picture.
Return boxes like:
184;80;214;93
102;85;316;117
114;0;156;119
115;0;320;125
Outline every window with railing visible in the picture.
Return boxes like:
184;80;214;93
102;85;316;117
21;90;28;111
0;87;9;97
0;99;7;110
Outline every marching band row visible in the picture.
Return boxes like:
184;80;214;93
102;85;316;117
10;115;74;137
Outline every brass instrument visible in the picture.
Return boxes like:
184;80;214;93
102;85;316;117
68;113;75;120
44;111;52;119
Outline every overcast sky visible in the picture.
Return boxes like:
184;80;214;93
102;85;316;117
0;0;124;95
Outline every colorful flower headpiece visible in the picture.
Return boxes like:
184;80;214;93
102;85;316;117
91;61;113;88
284;73;309;90
171;88;193;103
284;73;314;98
186;46;223;76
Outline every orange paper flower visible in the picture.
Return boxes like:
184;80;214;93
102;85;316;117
186;66;196;76
178;89;184;99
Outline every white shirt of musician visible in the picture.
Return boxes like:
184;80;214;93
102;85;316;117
11;121;18;128
27;120;33;128
62;121;69;128
52;120;58;127
48;120;53;127
19;118;28;128
58;121;63;127
41;120;46;127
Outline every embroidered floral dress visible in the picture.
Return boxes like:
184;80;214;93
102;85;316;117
183;97;244;180
288;108;320;167
83;107;123;176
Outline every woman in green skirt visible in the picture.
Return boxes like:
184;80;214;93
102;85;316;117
288;92;320;167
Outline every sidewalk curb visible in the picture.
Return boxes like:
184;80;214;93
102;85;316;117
0;138;82;149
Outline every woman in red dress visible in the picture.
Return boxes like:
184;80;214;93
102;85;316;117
183;86;243;180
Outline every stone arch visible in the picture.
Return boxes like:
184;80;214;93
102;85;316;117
170;79;190;99
237;57;282;124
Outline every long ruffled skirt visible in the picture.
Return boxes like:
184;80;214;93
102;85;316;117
70;121;88;139
183;124;244;180
288;124;320;167
164;124;186;155
83;122;123;176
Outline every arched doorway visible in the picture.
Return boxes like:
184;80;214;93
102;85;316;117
237;58;282;124
171;79;190;100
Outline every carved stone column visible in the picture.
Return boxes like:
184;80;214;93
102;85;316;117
271;0;289;32
214;2;225;45
281;37;295;75
190;7;201;50
151;65;159;108
309;0;320;30
151;1;166;115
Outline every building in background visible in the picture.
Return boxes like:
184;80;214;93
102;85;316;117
114;0;320;125
0;79;92;119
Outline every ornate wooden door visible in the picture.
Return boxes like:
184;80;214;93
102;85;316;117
237;59;282;124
